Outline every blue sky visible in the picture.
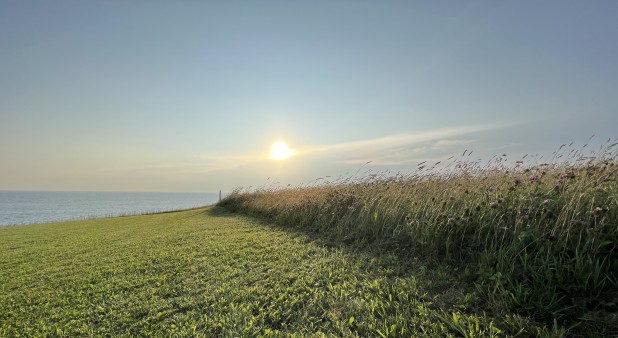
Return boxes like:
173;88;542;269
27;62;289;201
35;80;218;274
1;1;616;192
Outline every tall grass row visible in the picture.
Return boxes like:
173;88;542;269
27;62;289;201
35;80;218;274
218;142;618;335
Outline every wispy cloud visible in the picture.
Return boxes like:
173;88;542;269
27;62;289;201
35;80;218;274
301;123;498;154
297;123;503;165
127;122;507;174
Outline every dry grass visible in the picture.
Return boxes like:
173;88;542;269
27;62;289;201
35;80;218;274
219;141;618;336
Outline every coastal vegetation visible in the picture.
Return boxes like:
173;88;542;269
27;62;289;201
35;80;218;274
0;207;494;336
1;142;615;336
219;142;618;336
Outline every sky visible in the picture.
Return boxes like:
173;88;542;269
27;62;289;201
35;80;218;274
1;1;617;193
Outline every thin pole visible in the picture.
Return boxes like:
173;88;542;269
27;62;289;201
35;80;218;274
219;190;221;202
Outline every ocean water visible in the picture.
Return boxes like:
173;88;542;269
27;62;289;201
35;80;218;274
0;191;220;226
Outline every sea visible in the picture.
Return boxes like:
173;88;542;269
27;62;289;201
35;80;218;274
0;191;221;227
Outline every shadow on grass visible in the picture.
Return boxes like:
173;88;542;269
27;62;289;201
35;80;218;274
205;206;236;217
206;206;474;304
207;206;372;253
204;207;518;336
207;206;429;265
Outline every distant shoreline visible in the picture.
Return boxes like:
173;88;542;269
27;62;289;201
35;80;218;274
1;204;214;228
0;191;220;227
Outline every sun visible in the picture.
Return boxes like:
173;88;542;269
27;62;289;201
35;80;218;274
270;141;294;160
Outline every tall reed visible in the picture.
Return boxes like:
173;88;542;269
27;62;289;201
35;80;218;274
219;141;618;334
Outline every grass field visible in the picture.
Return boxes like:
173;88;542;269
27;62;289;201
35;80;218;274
0;207;501;337
1;146;616;337
219;143;618;337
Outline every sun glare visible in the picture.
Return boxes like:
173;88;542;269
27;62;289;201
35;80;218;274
270;141;293;160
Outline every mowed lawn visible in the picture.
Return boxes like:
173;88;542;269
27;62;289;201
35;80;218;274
1;207;485;337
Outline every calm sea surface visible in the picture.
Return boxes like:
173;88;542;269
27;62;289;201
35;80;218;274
0;191;220;226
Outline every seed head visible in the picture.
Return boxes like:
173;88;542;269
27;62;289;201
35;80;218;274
562;172;576;179
593;207;605;216
513;177;522;186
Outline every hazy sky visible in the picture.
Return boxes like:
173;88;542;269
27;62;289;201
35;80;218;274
1;1;617;192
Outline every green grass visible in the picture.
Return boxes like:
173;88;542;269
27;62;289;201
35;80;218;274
1;207;503;337
219;142;618;337
2;143;616;337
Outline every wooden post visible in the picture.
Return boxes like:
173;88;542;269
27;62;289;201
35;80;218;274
219;190;221;202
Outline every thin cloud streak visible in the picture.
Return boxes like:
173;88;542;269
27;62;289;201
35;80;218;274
293;123;506;165
132;122;508;175
339;140;476;166
299;123;503;155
